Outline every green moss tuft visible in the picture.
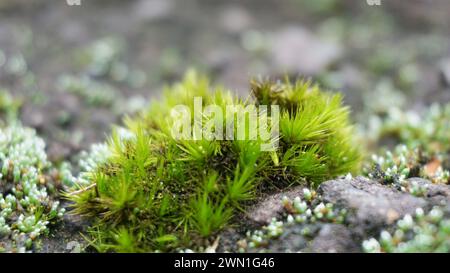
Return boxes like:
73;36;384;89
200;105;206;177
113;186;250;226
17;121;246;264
68;71;361;252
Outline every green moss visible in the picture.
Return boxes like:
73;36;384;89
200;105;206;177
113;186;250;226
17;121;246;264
363;102;450;186
365;144;449;188
68;71;361;252
0;124;66;252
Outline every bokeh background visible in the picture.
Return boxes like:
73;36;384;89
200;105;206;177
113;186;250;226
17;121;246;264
1;0;450;163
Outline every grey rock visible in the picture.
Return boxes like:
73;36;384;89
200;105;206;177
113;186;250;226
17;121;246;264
406;177;450;207
239;177;450;253
266;225;311;252
247;185;305;225
247;223;357;253
310;224;358;253
318;176;426;232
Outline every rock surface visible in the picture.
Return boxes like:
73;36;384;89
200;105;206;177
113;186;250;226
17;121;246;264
309;224;358;253
406;177;450;207
247;186;305;225
319;177;426;232
236;176;450;253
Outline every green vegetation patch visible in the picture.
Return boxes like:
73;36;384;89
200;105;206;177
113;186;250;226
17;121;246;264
68;71;361;252
0;124;66;252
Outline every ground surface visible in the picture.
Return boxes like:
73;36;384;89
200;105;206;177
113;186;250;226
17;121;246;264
1;0;450;252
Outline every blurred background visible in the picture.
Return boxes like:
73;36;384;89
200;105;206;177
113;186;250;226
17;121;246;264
0;0;450;162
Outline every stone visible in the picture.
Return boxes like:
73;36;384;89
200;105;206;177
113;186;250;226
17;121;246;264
247;185;305;225
240;176;450;253
318;176;426;232
310;224;358;253
406;178;450;207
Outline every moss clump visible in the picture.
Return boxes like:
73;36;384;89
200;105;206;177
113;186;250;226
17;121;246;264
0;124;65;252
68;71;361;252
365;144;449;188
362;101;450;187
